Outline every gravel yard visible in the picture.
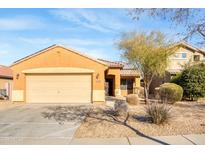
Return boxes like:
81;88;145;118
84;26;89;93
74;101;205;138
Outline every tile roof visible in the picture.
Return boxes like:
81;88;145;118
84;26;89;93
118;61;136;69
177;41;205;55
0;65;13;79
120;69;140;77
98;59;140;76
97;59;123;68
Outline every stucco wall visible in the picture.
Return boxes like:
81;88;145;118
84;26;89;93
11;46;107;103
134;76;141;88
107;68;121;96
168;46;205;71
120;76;141;97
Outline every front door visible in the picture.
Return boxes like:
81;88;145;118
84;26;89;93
105;78;114;96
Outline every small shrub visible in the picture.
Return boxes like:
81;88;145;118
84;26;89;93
114;100;128;115
126;94;139;105
145;103;171;125
158;83;183;104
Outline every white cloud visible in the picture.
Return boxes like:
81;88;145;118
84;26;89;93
50;9;132;33
71;46;121;61
18;37;113;46
18;36;116;59
71;46;110;59
60;38;113;46
0;15;44;30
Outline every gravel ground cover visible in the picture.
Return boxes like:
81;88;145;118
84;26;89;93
74;101;205;138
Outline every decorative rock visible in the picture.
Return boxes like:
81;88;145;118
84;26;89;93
106;100;115;108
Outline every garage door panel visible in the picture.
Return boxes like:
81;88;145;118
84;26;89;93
26;74;92;103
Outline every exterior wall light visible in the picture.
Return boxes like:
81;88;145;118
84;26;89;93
16;73;20;80
96;73;99;80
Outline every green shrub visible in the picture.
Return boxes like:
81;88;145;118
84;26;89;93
145;103;171;125
158;83;183;104
170;73;182;85
175;63;205;101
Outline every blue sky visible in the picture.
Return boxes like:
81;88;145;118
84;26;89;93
0;8;184;66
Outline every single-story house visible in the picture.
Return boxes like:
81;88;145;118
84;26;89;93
0;65;13;100
11;45;140;104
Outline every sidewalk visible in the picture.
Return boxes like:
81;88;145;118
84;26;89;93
70;134;205;145
0;134;204;145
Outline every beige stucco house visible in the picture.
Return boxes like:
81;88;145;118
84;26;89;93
10;45;140;104
167;41;205;75
150;41;205;94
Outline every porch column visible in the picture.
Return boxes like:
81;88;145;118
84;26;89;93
114;73;121;96
106;68;121;97
134;76;141;94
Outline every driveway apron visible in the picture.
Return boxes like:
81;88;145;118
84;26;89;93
0;104;83;144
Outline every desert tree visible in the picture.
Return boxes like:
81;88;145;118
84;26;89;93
129;9;205;45
118;31;176;103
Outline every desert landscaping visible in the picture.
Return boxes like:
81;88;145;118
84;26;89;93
73;101;205;138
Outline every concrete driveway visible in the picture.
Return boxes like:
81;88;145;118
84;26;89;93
0;104;87;144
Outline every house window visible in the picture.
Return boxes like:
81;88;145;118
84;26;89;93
173;53;180;58
120;79;133;90
171;52;187;59
182;53;187;59
194;55;200;61
120;79;127;90
127;79;133;90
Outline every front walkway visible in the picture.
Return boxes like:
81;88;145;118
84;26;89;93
70;134;205;145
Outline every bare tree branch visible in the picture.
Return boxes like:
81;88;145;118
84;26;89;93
129;8;205;45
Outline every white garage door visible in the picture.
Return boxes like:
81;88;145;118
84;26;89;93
26;74;92;103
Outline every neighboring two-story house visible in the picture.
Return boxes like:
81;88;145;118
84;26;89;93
150;41;205;94
167;41;205;75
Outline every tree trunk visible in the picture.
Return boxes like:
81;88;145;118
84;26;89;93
144;84;149;104
144;74;154;104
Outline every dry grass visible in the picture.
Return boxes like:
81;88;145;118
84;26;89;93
74;101;205;138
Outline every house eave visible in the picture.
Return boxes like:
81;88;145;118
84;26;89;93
22;67;95;74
